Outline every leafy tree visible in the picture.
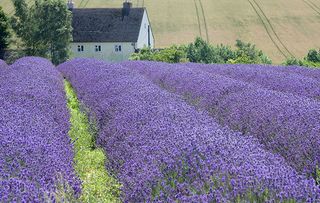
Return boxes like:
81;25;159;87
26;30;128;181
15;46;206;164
0;6;11;59
186;37;236;64
186;37;215;63
11;0;72;64
214;44;235;63
36;0;72;64
232;40;272;64
306;49;320;63
11;0;40;56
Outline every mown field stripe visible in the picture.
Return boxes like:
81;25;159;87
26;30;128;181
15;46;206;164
198;0;210;42
247;0;288;59
193;0;203;38
82;0;90;8
64;80;121;203
252;0;295;58
304;0;320;15
78;0;85;8
308;0;320;10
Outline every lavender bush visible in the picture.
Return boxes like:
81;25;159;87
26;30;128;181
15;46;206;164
185;63;320;99
269;64;320;81
122;61;320;179
0;57;80;202
0;59;7;68
59;58;319;202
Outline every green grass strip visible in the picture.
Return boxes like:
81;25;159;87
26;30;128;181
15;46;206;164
64;80;121;203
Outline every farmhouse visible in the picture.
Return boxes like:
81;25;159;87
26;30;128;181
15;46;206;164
69;1;154;61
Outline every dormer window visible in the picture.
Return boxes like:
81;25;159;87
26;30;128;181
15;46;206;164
95;45;101;52
78;45;84;52
115;45;122;52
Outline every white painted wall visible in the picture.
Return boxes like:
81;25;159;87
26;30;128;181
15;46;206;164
70;42;135;61
136;10;155;49
70;9;154;61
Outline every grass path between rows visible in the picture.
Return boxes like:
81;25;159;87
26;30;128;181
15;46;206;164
64;80;121;202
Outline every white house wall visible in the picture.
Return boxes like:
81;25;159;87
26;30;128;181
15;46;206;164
136;10;154;49
70;42;135;61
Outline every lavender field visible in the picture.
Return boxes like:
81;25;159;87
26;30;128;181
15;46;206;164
1;57;320;202
0;58;80;202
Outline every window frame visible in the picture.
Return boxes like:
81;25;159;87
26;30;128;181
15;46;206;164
114;45;122;52
77;45;84;52
95;45;101;52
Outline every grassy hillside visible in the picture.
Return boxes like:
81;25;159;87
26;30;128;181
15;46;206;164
1;0;320;63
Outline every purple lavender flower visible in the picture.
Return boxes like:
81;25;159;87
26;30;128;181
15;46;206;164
184;63;320;99
0;59;7;68
59;58;320;202
124;61;320;179
0;57;80;202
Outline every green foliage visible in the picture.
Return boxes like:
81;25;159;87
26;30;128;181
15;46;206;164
130;45;188;63
283;49;320;68
64;80;121;203
283;57;304;66
214;44;236;63
186;37;236;64
306;49;320;63
11;0;72;64
0;6;11;59
186;37;216;63
231;39;272;64
130;38;271;65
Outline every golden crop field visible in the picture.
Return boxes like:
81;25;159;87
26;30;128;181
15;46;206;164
1;0;320;63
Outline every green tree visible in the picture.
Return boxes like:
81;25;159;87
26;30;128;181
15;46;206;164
214;44;235;63
0;6;11;59
11;0;40;56
186;37;215;63
36;0;72;64
306;49;320;63
186;38;235;64
232;40;272;64
11;0;72;64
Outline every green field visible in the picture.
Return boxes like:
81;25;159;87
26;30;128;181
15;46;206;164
1;0;320;63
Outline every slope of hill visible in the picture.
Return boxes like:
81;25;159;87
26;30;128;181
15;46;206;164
1;0;320;63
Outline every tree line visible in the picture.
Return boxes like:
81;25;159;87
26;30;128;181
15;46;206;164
131;37;320;67
0;0;71;65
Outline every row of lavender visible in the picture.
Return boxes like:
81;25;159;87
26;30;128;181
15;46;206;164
59;58;319;202
0;58;80;202
185;63;320;99
125;61;320;179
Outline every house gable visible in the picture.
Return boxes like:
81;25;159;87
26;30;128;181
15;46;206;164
136;10;155;49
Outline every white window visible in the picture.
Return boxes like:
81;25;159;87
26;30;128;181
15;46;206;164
95;45;101;52
115;45;122;52
77;45;84;52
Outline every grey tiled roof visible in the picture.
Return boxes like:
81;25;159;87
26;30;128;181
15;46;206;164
72;8;144;42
